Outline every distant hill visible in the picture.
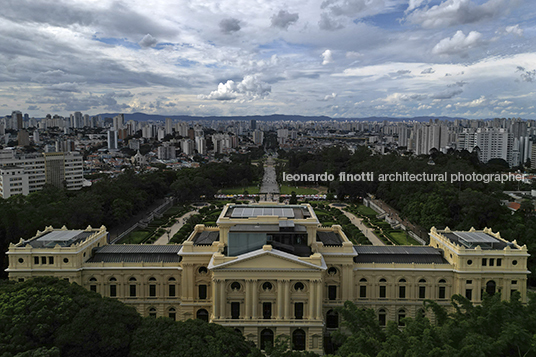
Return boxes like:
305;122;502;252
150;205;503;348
96;112;472;123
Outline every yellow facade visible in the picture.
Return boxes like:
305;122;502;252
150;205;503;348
6;204;530;354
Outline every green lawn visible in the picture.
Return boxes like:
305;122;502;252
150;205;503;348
387;231;421;245
220;186;260;194
279;185;322;195
118;230;152;244
355;204;378;216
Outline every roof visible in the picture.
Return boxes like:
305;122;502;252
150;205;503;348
193;231;219;245
27;230;93;248
87;244;182;263
442;231;512;250
225;205;312;219
353;245;449;264
317;231;342;246
508;202;521;211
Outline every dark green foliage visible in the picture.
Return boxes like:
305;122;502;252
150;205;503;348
0;277;141;357
129;318;262;357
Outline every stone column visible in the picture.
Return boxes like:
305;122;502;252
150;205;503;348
213;278;220;319
316;280;322;319
219;280;226;319
252;280;258;319
284;280;291;319
245;280;252;319
277;280;284;319
308;280;315;319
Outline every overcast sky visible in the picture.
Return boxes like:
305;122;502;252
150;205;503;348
1;0;535;119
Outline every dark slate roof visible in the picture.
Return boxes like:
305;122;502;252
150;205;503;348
193;231;219;245
87;244;182;263
353;245;449;264
317;232;343;246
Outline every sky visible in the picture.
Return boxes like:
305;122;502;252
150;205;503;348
1;0;536;119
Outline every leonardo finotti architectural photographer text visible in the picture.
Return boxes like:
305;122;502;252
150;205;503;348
282;172;525;184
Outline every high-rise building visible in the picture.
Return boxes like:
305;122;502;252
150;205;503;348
113;114;125;131
253;130;264;145
107;130;118;150
12;111;23;130
165;118;173;135
157;143;176;160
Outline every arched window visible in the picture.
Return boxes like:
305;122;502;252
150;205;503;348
168;277;176;297
378;309;387;326
149;277;157;297
129;277;137;297
198;266;208;274
262;282;273;291
398;278;406;299
294;282;305;291
89;277;97;282
359;278;367;298
438;279;447;299
109;277;117;297
231;282;241;291
326;309;339;328
379;278;387;298
327;267;338;275
196;309;209;322
418;279;426;299
168;307;176;320
149;308;157;318
486;280;496;296
89;277;97;292
292;329;306;351
260;329;274;350
398;309;406;326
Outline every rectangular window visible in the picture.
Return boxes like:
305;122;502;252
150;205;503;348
34;256;39;264
90;285;97;292
149;284;156;297
263;302;272;319
295;302;304;319
231;302;240;319
497;258;502;267
466;280;472;284
199;285;207;300
48;256;54;264
130;284;136;297
465;289;472;300
18;278;24;282
41;256;47;264
328;285;337;300
419;286;426;299
379;286;386;298
482;258;487;266
512;280;518;285
439;286;446;299
110;285;117;297
489;258;494;266
168;312;176;321
360;285;367;298
399;286;406;299
169;284;176;297
379;313;386;326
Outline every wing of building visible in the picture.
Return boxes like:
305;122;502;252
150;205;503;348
6;204;530;354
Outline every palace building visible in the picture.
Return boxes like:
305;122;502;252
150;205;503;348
5;203;530;354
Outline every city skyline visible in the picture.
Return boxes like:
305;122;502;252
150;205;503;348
1;0;536;119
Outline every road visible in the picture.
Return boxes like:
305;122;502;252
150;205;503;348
153;210;198;245
330;206;385;246
259;156;279;201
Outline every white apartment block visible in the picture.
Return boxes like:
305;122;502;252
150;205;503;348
0;151;83;199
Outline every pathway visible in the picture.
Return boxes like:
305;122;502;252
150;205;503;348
153;210;198;245
259;156;279;201
329;205;385;246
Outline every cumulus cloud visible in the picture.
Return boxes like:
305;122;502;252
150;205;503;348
139;34;158;48
406;0;508;29
455;95;487;107
421;67;435;74
219;18;241;34
271;10;299;30
505;24;523;36
318;13;344;31
321;0;385;17
432;30;483;56
406;0;429;13
321;50;333;65
46;82;81;92
200;75;271;101
321;93;337;101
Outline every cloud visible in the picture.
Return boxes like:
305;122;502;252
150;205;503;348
46;82;81;92
219;18;241;34
321;93;337;101
516;66;536;83
321;0;385;17
406;0;508;29
200;75;271;101
406;0;430;13
455;95;487;107
432;30;483;56
505;24;523;37
430;88;464;99
421;67;435;74
27;105;40;110
389;70;412;78
322;50;333;65
318;13;344;31
271;10;299;30
139;34;158;48
346;51;363;59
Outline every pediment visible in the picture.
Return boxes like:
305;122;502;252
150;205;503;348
209;249;326;271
